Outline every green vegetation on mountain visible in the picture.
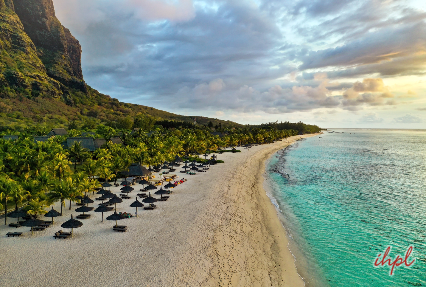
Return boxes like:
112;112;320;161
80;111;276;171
0;0;240;131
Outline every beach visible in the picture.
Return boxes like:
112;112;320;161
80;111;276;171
0;134;316;287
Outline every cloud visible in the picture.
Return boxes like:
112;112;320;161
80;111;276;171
341;78;396;107
358;113;383;123
126;0;195;22
353;79;385;92
393;114;423;123
51;0;426;121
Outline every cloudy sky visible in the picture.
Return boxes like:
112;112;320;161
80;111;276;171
53;0;426;128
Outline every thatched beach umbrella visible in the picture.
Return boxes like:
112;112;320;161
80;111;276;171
121;186;134;193
142;193;158;203
81;196;94;205
44;207;61;223
106;212;124;227
130;198;144;217
102;182;112;188
7;208;27;223
155;188;169;199
145;184;157;191
139;179;150;186
108;195;123;211
61;215;83;237
21;218;45;235
96;188;108;195
94;205;113;222
103;191;115;199
164;182;175;189
75;205;94;216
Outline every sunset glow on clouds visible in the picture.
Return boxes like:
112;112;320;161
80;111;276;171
53;0;426;128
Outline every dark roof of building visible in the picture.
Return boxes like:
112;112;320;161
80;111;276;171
94;139;107;149
211;132;227;137
3;135;18;140
47;128;67;136
67;137;96;152
111;137;123;144
34;136;50;143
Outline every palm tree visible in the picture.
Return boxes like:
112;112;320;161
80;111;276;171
0;176;20;225
25;198;47;218
49;178;75;215
82;159;99;180
52;153;72;180
68;141;90;171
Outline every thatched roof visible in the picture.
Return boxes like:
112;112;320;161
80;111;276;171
67;137;96;152
48;128;67;136
127;164;150;177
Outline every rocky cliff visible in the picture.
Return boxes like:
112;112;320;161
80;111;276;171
0;0;85;99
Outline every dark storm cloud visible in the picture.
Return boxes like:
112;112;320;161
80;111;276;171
52;0;426;115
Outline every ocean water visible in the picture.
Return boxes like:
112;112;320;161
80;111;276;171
266;130;426;287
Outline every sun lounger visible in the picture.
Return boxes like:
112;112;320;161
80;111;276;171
113;225;127;232
6;232;22;237
144;203;156;210
54;230;72;239
31;226;46;231
76;214;91;219
9;223;21;228
113;225;127;229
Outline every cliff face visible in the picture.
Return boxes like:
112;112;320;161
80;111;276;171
0;0;85;99
13;0;85;90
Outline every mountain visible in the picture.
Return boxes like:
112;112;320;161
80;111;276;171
0;0;240;130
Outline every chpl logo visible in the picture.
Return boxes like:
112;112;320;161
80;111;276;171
374;246;415;275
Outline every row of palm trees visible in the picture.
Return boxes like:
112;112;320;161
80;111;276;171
0;127;298;224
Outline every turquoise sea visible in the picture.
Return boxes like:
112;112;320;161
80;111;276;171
266;129;426;287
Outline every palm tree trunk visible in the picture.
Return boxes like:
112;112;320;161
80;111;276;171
60;199;63;215
69;199;72;210
4;198;7;225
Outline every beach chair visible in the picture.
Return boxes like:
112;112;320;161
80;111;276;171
6;232;22;237
113;225;127;232
54;230;72;239
144;203;156;210
9;223;21;228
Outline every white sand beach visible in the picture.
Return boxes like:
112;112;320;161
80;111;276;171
0;134;316;287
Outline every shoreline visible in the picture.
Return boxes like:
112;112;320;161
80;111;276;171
0;134;318;287
172;134;318;286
